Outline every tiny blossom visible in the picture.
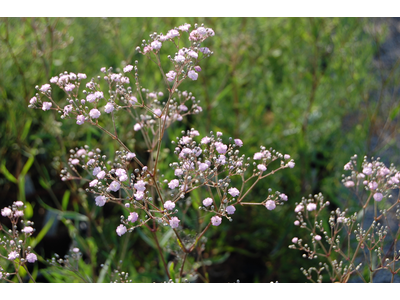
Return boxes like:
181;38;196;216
169;217;180;229
72;248;80;253
279;194;288;201
76;115;85;125
22;226;34;234
69;73;77;80
14;210;24;217
89;179;98;187
154;109;162;116
104;102;114;113
134;191;145;200
197;27;207;35
198;163;209;172
379;167;390;176
42;102;52;111
164;200;176;211
64;83;75;92
76;149;86;157
94;91;104;99
307;203;317;211
344;162;352;170
344;181;355;188
203;197;213;207
194;65;202;72
179;104;188;111
15;201;24;207
363;166;373;175
188;50;198;59
200;47;210;54
26;253;37;263
337;217;345;223
373;192;383;202
95;196;106;206
175;169;183;176
126;152;136;160
257;164;267;172
123;65;133;73
151;40;162;50
93;167;101;176
228;187;240;197
134;123;142;131
265;200;276;210
211;216;222;226
294;220;300;226
109;181;120;192
214;142;227;154
8;251;18;260
253;152;263;160
315;235;322;241
294;204;304;213
166;70;177;82
168;179;179;189
30;97;37;104
357;173;365;179
292;237;298;244
234;139;243;147
40;84;51;92
288;161;295;168
86;93;96;103
217;132;222;137
179;23;191;31
134;180;146;191
284;154;291;160
226;205;236;215
190;130;200;137
1;207;12;217
77;73;87;79
116;224;127;236
96;170;106;179
71;159;79;165
201;137;211;144
89;108;101;119
167;29;180;39
174;55;185;63
368;181;378;190
50;76;58;83
128;212;138;223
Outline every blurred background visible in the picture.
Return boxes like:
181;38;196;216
1;17;400;282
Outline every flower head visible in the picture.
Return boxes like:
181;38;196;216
116;224;127;236
226;205;236;215
228;187;240;197
211;216;222;226
164;200;176;211
95;196;106;207
265;200;276;210
128;212;139;223
169;217;180;229
26;253;37;263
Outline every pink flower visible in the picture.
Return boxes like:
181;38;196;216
26;253;37;263
78;73;87;79
134;191;145;200
373;192;383;202
30;97;37;104
168;179;179;189
89;108;101;119
211;216;222;226
89;179;98;187
214;142;227;154
86;93;96;103
294;220;300;226
109;181;120;192
104;102;114;113
65;83;75;92
116;224;127;236
234;139;243;147
22;226;34;234
134;180;146;191
265;200;276;210
96;170;106;179
228;187;240;197
71;159;79;165
284;154;291;160
164;200;175;211
134;123;142;131
369;181;378;190
95;196;106;206
15;201;24;207
126;152;136;160
226;205;236;215
257;164;267;172
363;166;373;175
188;50;198;58
307;203;317;211
123;65;133;73
151;40;162;50
1;207;12;217
166;71;177;82
203;197;213;207
174;54;185;63
76;115;85;125
315;235;322;241
175;168;183;176
201;137;211;144
288;161;295;168
169;217;180;229
253;152;263;160
344;181;355;188
42;102;52;111
294;204;304;213
198;163;209;172
279;194;288;201
8;251;18;260
128;212;138;222
292;237;298;244
40;84;51;92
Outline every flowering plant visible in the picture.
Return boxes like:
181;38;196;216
0;23;294;283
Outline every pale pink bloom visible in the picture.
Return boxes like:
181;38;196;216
76;115;85;125
26;253;37;263
50;76;58;83
154;109;162;116
151;40;162;50
168;179;179;189
8;251;18;260
104;102;114;113
22;226;34;234
95;196;106;206
179;24;191;31
123;65;133;73
279;194;288;201
115;168;126;177
190;130;200;137
69;73;77;80
188;70;198;80
175;169;183;176
253;152;263;160
228;187;240;197
294;220;300;226
126;152;136;160
94;91;104;99
134;123;142;131
201;137;211;144
234;139;243;147
167;29;180;39
179;104;188;111
169;217;180;229
64;83;75;92
211;216;222;226
166;71;177;82
40;84;51;92
72;248;80;253
86;93;96;103
71;159;79;165
101;67;106;72
134;191;145;200
116;224;127;236
134;180;146;191
78;73;87;79
292;237;298;243
30;97;37;104
284;154;291;160
174;55;185;63
344;162;352;170
373;192;383;202
14;210;24;217
294;204;304;213
164;200;175;211
363;166;373;175
315;235;322;241
89;109;101;119
257;164;267;172
216;131;222;137
203;197;213;207
368;181;378;190
194;66;202;72
288;161;295;168
378;167;390;176
265;200;276;210
197;27;207;36
181;136;192;144
15;201;24;207
109;181;120;192
214;142;227;154
42;102;52;111
1;207;12;217
307;203;317;211
96;170;106;179
226;205;236;215
188;50;198;59
344;181;355;188
198;163;209;172
93;167;101;176
200;47;210;54
89;179;98;187
128;212;138;223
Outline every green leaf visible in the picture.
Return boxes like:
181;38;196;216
62;190;70;211
168;261;175;282
20;155;34;178
97;248;116;283
160;228;174;247
0;161;17;184
24;201;34;219
20;118;32;141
